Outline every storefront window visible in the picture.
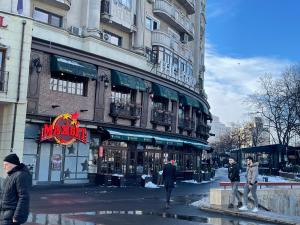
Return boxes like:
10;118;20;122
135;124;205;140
100;141;127;174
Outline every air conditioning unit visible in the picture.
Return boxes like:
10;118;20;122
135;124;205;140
103;32;111;42
69;26;82;36
180;33;189;44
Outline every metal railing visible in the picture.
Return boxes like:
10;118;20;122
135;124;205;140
0;71;9;93
178;118;193;130
153;0;194;36
151;109;173;126
152;30;193;62
110;102;141;119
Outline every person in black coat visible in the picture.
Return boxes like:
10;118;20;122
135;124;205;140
163;156;176;209
227;156;242;208
1;154;31;225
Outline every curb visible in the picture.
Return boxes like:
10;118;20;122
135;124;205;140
199;205;300;225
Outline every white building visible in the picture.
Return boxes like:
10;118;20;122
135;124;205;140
208;115;230;143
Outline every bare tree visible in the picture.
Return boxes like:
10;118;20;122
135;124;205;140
248;66;300;146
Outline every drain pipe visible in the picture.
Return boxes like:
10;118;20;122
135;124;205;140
11;20;26;152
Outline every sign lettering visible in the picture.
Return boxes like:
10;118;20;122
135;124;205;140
40;112;87;145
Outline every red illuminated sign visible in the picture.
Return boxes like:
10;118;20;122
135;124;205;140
0;16;7;28
40;112;87;145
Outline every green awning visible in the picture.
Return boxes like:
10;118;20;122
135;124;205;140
154;136;183;146
198;101;209;115
111;70;146;91
184;140;211;150
179;95;200;108
51;55;97;79
105;128;210;149
152;83;178;101
106;128;153;142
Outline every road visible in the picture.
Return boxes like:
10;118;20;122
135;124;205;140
27;169;276;225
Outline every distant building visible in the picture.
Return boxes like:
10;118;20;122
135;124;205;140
208;115;230;143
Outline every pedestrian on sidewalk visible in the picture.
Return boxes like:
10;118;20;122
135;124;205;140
227;156;242;209
0;153;31;225
239;156;259;213
163;156;176;209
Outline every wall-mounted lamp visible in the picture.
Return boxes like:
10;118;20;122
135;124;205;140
146;87;154;99
31;57;43;74
80;109;88;112
51;105;60;109
99;73;110;89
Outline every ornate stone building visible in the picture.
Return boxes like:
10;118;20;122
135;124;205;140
0;0;211;184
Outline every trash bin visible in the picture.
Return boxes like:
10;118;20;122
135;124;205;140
111;174;124;187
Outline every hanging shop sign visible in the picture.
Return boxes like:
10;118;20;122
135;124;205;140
40;112;87;145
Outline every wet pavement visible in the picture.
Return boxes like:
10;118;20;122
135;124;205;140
26;171;278;225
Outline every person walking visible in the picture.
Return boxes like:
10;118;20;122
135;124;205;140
163;156;176;209
239;156;259;212
227;156;242;208
0;153;31;225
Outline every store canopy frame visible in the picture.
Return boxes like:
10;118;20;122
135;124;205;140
111;70;147;91
51;55;97;79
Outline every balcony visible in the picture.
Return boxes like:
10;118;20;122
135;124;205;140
100;0;135;32
179;0;195;14
153;0;194;40
178;118;194;131
151;109;173;127
0;71;9;93
196;124;210;140
152;31;193;62
41;0;71;10
110;102;141;120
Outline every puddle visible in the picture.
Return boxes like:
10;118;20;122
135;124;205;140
26;211;276;225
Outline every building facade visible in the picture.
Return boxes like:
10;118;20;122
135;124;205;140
0;0;211;185
0;7;33;176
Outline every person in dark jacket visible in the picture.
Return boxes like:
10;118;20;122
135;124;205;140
227;156;242;208
163;156;176;209
1;154;31;225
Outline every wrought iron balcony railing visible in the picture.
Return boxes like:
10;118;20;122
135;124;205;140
151;108;173;127
178;118;196;131
110;102;141;120
196;124;210;140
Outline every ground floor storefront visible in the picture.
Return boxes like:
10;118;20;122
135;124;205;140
24;122;211;185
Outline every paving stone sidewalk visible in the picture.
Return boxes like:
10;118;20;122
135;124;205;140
199;204;300;225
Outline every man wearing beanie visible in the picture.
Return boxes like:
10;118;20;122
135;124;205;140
0;153;31;225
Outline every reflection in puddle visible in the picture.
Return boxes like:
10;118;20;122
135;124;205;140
26;211;274;225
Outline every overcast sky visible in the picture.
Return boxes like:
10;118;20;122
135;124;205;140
205;0;298;126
